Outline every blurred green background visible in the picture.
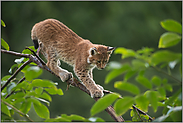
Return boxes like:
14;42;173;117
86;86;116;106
1;1;182;121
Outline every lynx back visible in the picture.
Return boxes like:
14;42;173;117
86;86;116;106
31;19;115;98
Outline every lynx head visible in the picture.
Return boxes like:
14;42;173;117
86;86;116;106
87;45;115;70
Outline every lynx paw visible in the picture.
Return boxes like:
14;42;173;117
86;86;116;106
60;72;73;82
90;89;104;98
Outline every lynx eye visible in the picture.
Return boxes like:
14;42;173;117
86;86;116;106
97;60;101;63
104;60;108;63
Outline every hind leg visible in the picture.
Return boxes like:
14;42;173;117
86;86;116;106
46;48;73;82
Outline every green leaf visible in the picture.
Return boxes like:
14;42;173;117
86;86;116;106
137;47;154;55
8;64;17;74
30;79;55;88
160;19;182;34
40;92;52;102
114;96;134;116
164;84;173;92
24;66;42;81
45;87;63;95
132;59;149;70
1;102;11;117
57;89;64;95
1;38;9;51
6;82;16;94
150;50;181;66
1;76;9;87
1;20;6;27
35;87;43;95
68;114;86;121
22;46;37;54
1;75;11;81
124;70;137;81
45;117;70;122
20;99;32;114
158;87;166;99
105;64;131;84
135;95;149;112
90;93;120;116
165;89;181;106
29;97;50;119
26;91;39;97
135;76;152;89
13;81;29;90
144;91;158;112
60;114;86;122
8;92;25;100
33;101;50;119
158;32;181;48
114;81;140;95
151;76;161;86
115;47;136;59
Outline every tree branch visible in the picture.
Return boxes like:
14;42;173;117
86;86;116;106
1;99;34;122
103;90;153;121
5;76;26;99
1;59;31;91
1;49;124;122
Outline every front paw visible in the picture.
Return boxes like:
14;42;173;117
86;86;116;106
90;89;104;98
60;72;73;82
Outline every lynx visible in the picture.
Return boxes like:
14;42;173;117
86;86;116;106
31;19;115;98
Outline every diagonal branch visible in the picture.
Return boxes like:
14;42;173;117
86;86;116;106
1;49;124;122
1;99;34;122
1;59;31;91
103;90;153;121
5;76;26;99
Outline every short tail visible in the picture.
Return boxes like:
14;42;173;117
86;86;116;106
31;24;39;49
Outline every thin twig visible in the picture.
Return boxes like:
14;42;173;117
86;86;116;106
1;99;34;122
152;66;181;83
25;47;46;65
134;107;143;121
5;76;25;99
103;90;153;121
1;59;31;91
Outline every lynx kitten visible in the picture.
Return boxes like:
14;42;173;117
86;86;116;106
31;19;115;98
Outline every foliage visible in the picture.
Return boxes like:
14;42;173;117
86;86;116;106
1;20;105;122
1;20;9;51
1;2;181;121
1;18;182;122
91;19;182;122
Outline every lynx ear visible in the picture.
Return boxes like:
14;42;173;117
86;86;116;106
107;47;115;54
90;47;98;55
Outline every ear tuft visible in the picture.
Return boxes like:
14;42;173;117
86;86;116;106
107;47;115;54
90;47;98;55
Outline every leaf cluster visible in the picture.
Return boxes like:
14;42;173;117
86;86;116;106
90;19;182;122
1;19;182;122
1;49;64;120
